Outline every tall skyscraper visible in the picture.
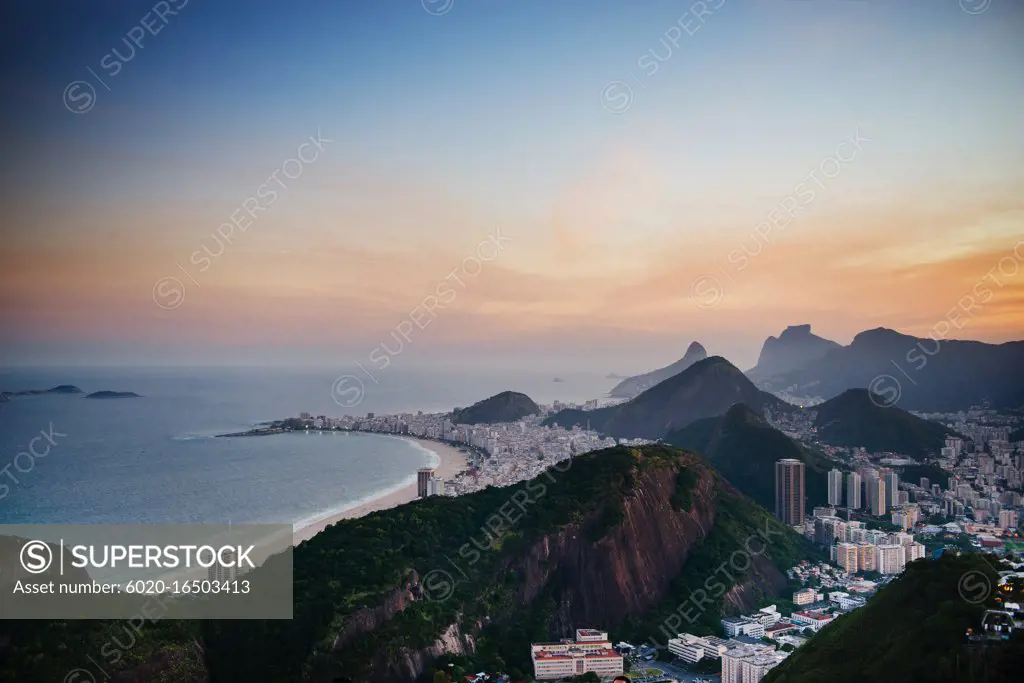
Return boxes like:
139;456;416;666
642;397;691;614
867;475;887;516
775;459;805;526
846;472;862;510
884;471;900;507
417;468;434;498
828;469;844;506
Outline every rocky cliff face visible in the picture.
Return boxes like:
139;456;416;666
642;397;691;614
365;621;478;683
343;451;793;683
516;455;720;630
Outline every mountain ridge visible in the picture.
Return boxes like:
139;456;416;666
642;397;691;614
609;341;708;398
763;553;1021;683
666;403;835;511
748;324;841;380
812;388;955;456
546;356;795;439
759;327;1024;411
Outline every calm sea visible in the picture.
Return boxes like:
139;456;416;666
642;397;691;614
0;367;614;528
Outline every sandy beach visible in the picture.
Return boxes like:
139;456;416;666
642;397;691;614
292;435;469;545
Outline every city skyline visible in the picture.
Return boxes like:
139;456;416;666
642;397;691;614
2;0;1023;371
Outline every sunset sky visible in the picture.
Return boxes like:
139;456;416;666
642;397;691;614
2;0;1023;371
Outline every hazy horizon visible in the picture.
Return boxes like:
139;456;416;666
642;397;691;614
3;0;1023;371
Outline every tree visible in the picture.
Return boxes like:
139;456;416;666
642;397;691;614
433;671;449;683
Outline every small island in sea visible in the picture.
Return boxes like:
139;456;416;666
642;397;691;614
552;377;564;382
84;391;142;399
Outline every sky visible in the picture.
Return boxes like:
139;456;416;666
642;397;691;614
1;0;1023;372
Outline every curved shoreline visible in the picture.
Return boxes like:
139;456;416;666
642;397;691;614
291;435;468;546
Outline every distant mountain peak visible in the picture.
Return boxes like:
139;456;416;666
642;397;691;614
608;340;708;399
812;387;954;455
551;355;792;439
851;327;905;344
748;325;840;381
779;324;813;337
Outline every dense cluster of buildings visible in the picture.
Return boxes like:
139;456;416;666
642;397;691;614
329;405;650;497
667;629;790;683
530;629;624;680
772;409;1022;578
291;395;1021;683
807;513;927;574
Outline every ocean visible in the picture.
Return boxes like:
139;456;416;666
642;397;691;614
0;366;614;529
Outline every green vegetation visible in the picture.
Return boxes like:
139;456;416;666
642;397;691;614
2;445;819;683
763;553;1024;683
619;486;819;640
812;388;953;457
666;403;836;511
671;468;699;511
0;619;204;682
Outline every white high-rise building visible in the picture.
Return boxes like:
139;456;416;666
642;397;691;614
885;472;900;507
828;469;844;506
867;475;887;516
208;547;237;582
877;544;906;575
427;475;445;496
846;472;862;510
